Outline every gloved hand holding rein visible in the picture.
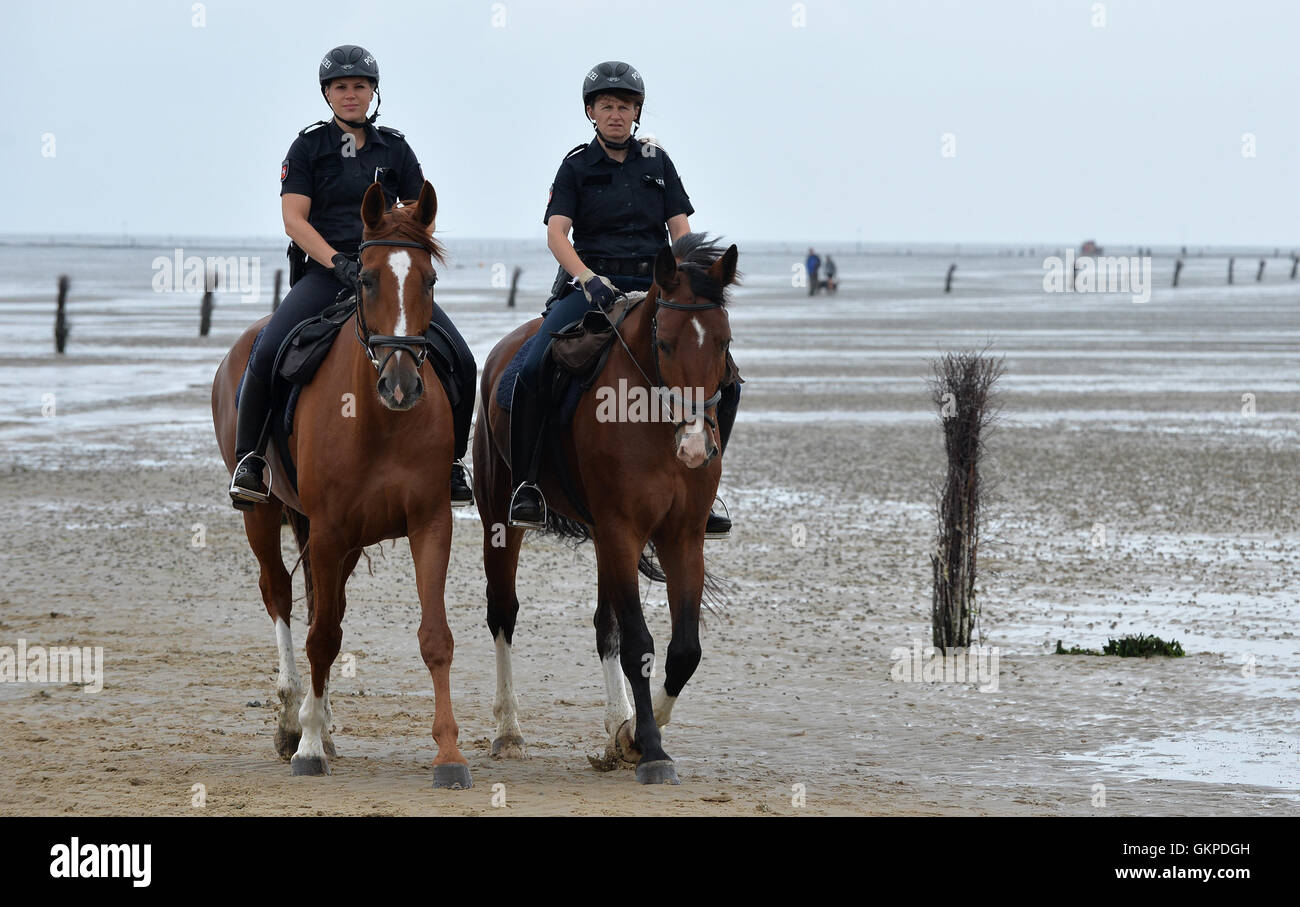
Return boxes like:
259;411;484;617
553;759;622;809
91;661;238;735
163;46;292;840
332;253;360;288
576;268;619;309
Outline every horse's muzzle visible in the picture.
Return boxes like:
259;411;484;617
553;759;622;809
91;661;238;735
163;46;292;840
377;352;424;411
675;419;718;468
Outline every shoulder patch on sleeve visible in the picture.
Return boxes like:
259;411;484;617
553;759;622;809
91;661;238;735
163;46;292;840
298;119;328;136
281;160;289;182
377;125;405;139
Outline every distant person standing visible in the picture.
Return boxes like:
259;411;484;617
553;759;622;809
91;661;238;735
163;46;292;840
823;254;837;294
805;248;821;296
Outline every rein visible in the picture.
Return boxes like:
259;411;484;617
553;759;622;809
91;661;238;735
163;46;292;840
352;238;436;374
609;292;724;436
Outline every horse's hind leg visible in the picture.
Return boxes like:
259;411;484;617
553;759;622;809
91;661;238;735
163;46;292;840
243;501;303;760
476;429;527;759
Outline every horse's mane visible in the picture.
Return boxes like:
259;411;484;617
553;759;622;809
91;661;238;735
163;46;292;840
363;203;447;264
670;232;740;306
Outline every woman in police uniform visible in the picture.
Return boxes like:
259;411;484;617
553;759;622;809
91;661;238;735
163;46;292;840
508;61;739;537
229;44;476;510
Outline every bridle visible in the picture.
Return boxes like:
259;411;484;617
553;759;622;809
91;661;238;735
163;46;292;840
351;238;435;375
610;290;725;440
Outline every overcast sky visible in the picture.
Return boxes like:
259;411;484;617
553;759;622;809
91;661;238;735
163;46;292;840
6;0;1297;245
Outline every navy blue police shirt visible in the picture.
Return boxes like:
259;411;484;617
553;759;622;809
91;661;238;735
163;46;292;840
543;136;694;261
280;119;424;257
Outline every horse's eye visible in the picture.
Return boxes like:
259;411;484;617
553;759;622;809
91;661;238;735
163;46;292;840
657;339;671;354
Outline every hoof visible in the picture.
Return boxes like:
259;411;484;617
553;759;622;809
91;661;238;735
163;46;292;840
491;735;526;759
274;727;301;760
290;755;330;776
635;759;680;785
433;762;473;790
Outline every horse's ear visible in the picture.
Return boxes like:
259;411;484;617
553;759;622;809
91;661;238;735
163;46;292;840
654;245;678;291
708;244;739;287
416;180;437;229
361;182;386;231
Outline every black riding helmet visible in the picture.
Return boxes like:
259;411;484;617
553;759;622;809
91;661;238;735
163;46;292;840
319;45;381;128
583;61;644;149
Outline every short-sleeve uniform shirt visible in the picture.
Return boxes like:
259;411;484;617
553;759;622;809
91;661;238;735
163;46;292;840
543;136;694;260
280;119;424;256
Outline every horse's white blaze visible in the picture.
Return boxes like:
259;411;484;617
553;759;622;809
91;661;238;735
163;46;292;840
492;630;523;741
274;617;302;732
691;315;705;348
602;653;634;737
387;249;412;336
652;686;677;727
295;677;332;761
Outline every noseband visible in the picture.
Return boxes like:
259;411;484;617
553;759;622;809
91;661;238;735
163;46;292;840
352;238;436;375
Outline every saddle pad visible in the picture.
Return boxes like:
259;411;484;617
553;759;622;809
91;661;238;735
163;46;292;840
497;334;584;426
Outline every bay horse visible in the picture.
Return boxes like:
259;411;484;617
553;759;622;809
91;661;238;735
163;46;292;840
211;181;472;789
474;234;738;785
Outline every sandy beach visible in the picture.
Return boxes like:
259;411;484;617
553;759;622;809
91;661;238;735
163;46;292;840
1;242;1297;815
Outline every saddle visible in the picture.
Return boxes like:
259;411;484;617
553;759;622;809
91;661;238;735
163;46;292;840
237;290;461;494
497;293;645;423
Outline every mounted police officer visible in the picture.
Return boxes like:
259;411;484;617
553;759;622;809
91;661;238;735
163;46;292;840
507;61;740;538
229;44;476;510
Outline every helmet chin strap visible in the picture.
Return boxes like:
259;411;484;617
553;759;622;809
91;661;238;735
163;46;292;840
323;87;382;129
594;120;638;150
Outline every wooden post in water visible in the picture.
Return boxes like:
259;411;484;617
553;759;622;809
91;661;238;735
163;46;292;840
1256;259;1266;282
200;269;216;337
54;275;70;354
1291;255;1298;280
944;263;956;293
272;269;282;313
507;266;522;308
1227;258;1234;285
928;349;1004;652
1172;259;1183;288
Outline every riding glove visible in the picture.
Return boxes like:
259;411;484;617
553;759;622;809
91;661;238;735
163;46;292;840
332;253;360;287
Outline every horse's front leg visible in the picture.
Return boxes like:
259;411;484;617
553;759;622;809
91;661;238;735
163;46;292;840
410;513;472;790
596;528;678;785
649;528;706;730
291;533;354;776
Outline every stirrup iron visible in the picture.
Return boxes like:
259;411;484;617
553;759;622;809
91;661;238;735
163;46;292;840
508;483;548;531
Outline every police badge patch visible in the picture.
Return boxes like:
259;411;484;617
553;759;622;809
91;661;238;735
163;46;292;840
281;161;289;182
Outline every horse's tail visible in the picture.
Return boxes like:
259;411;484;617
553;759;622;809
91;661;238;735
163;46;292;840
541;516;729;612
637;541;731;614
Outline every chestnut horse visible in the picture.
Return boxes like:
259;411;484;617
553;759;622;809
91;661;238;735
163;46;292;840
211;181;472;789
474;234;738;784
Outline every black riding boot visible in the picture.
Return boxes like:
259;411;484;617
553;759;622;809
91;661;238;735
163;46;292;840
705;383;741;539
450;460;473;507
508;380;548;529
229;371;273;510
